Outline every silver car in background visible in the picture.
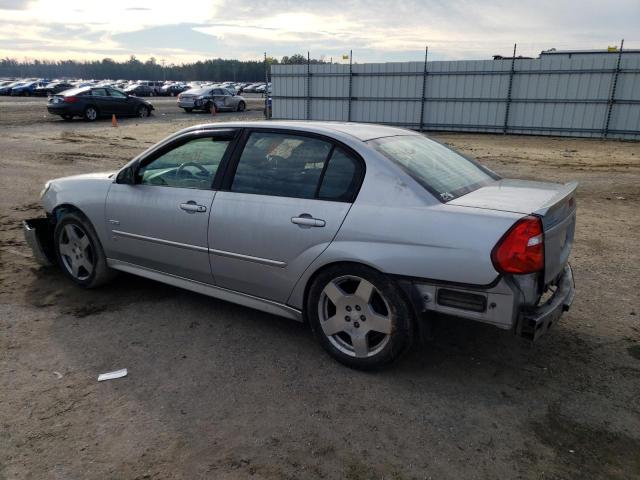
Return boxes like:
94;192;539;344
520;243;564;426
177;87;246;113
24;121;576;369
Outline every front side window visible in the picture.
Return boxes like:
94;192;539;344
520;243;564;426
138;137;230;189
368;135;496;201
232;132;332;199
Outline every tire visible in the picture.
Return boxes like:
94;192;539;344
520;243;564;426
237;101;246;112
204;102;213;114
137;105;149;118
306;264;415;369
61;114;73;121
83;105;98;121
54;212;116;288
183;108;193;113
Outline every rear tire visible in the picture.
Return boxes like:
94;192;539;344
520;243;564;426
54;212;116;288
307;264;415;370
83;105;98;121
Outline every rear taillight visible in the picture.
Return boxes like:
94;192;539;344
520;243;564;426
491;216;544;274
63;96;78;103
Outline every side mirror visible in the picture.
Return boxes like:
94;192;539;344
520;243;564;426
116;166;136;184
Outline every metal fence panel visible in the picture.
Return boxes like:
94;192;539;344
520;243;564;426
271;52;640;139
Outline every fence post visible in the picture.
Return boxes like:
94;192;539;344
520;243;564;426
419;46;429;132
264;52;270;119
503;43;517;134
347;50;353;122
306;51;311;120
604;39;624;139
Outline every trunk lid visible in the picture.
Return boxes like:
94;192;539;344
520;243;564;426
450;179;577;285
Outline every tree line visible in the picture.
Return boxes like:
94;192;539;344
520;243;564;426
0;54;328;82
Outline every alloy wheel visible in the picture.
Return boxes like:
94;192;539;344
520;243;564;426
318;275;392;358
58;224;94;281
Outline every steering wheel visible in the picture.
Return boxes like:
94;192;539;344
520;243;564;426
176;162;209;177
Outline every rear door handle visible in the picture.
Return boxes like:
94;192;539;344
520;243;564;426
180;201;207;213
291;214;325;228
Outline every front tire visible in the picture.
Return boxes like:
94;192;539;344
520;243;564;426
54;213;116;288
307;264;415;369
137;105;150;117
237;101;246;112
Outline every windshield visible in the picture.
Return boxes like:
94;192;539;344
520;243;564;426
369;135;497;202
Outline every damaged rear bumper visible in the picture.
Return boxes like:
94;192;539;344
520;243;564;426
518;264;575;341
23;218;55;266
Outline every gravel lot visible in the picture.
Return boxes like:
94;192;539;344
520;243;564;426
1;95;639;480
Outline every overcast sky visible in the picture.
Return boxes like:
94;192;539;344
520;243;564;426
1;0;638;64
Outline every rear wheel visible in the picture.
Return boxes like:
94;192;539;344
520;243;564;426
307;264;415;369
54;213;116;288
83;105;98;121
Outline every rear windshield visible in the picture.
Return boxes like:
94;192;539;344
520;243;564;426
368;135;497;202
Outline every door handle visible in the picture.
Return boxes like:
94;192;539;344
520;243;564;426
291;214;325;228
180;201;207;213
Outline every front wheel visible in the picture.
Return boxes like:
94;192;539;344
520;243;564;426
237;101;246;112
307;264;415;369
54;213;116;288
137;105;150;117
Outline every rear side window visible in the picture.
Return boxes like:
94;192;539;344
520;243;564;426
318;148;360;202
231;132;363;202
232;132;330;199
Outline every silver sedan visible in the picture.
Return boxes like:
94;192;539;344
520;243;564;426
177;87;246;113
24;121;576;369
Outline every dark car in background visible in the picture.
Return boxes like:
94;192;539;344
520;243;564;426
11;81;46;96
47;86;154;121
35;82;75;96
160;83;189;96
0;81;26;95
124;84;154;97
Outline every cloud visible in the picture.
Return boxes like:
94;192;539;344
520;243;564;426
0;0;637;62
0;0;30;9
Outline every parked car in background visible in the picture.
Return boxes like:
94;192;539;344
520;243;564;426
242;82;265;93
161;83;189;96
23;121;576;369
47;86;154;121
35;81;75;96
124;84;154;97
177;87;246;113
10;81;46;96
136;80;164;95
0;81;24;95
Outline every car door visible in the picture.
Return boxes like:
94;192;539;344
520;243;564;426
105;130;237;283
211;88;227;110
89;88;113;114
106;88;130;115
209;129;365;302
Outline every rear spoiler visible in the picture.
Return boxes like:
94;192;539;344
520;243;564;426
533;181;578;218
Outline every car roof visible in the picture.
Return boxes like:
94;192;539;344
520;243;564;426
181;121;419;141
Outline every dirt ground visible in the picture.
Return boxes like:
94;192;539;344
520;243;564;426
1;95;639;480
